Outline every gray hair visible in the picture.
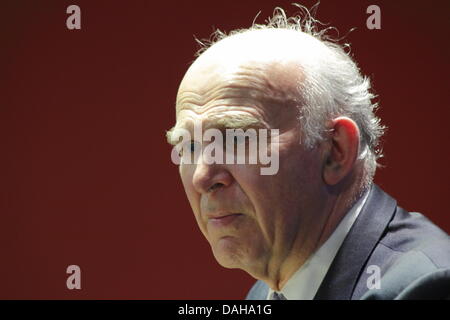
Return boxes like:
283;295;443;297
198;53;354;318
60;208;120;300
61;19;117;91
194;3;385;187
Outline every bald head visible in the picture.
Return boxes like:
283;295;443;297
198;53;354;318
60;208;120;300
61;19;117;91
192;28;326;67
171;29;326;140
176;29;327;115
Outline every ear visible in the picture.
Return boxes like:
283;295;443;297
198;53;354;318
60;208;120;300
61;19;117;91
323;117;360;186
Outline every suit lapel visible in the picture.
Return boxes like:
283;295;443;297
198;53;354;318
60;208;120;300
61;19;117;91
313;184;397;300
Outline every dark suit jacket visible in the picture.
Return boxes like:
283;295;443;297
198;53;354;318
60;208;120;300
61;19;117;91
246;184;450;300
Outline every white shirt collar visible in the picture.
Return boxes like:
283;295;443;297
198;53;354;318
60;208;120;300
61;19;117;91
267;189;370;300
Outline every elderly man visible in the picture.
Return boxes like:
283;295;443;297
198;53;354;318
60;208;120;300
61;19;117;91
166;7;450;300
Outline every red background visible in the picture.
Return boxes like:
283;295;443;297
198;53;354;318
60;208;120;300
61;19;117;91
0;0;449;299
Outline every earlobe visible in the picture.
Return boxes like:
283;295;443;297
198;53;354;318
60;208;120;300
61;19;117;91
322;117;360;186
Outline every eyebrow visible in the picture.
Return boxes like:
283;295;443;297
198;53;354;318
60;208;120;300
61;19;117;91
166;113;265;145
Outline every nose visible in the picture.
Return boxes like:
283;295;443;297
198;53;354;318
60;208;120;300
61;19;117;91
192;155;233;194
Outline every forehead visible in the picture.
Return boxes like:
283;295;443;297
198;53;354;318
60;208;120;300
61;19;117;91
173;29;312;134
175;61;302;132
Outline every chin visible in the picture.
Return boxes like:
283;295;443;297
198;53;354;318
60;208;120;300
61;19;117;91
211;236;247;269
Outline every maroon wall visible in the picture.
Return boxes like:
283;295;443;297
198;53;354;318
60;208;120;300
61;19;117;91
1;0;449;299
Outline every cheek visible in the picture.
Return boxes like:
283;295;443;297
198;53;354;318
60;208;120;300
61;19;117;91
179;166;212;240
179;165;200;214
179;164;191;191
229;150;314;240
227;166;261;207
228;166;275;233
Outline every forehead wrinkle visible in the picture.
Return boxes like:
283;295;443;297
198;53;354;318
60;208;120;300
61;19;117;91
176;81;229;112
176;77;270;114
166;111;267;145
176;64;299;118
205;112;266;130
174;109;267;131
172;60;302;145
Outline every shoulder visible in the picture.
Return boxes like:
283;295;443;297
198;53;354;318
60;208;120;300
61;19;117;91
359;207;450;300
361;264;450;300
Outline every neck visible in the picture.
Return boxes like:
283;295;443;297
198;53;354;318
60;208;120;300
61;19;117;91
263;176;366;291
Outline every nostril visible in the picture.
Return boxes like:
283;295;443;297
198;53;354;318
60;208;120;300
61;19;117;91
208;183;224;192
192;169;233;194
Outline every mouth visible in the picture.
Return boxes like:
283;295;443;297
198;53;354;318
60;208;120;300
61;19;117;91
208;213;243;228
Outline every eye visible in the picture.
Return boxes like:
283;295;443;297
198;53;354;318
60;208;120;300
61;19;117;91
233;134;245;145
183;140;201;156
177;146;183;157
189;141;197;153
225;131;247;152
176;141;197;157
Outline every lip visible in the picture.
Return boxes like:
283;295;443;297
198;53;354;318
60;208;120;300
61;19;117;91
207;213;243;228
